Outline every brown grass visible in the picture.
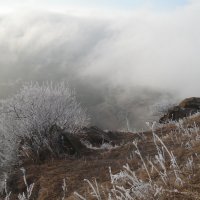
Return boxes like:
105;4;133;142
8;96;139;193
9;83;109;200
2;116;200;199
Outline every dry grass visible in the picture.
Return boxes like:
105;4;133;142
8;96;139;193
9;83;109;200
2;115;200;199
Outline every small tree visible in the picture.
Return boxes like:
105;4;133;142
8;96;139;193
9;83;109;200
0;82;89;164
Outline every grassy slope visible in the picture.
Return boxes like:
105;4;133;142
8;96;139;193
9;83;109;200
3;114;200;199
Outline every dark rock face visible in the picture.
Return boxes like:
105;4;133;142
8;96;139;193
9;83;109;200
78;126;135;147
159;97;200;123
179;97;200;109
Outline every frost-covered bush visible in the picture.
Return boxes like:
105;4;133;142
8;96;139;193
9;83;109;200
150;101;176;117
0;82;89;164
0;114;19;173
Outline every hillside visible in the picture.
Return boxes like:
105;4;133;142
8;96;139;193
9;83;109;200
2;99;200;200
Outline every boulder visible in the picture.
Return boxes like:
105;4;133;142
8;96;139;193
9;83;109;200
159;97;200;123
179;97;200;109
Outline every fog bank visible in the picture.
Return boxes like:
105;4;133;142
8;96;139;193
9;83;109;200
0;1;200;129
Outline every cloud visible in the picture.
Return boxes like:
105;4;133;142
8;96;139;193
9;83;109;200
0;1;199;129
83;4;200;96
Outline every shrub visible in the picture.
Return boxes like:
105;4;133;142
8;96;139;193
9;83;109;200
151;101;176;118
0;82;89;164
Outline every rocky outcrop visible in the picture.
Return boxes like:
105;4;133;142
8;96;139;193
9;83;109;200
179;97;200;109
159;97;200;123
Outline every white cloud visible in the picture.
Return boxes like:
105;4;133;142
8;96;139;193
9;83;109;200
80;4;200;98
0;1;200;128
0;3;200;97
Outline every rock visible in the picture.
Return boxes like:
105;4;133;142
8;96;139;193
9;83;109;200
179;97;200;109
77;126;134;147
159;97;200;123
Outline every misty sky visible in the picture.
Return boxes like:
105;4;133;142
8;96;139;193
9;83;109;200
0;0;199;129
0;0;189;11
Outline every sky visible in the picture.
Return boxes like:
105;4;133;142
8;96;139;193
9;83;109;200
0;0;190;13
45;0;189;10
0;0;199;129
